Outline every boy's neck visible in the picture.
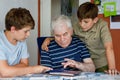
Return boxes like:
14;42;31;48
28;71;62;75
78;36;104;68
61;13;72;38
4;30;17;45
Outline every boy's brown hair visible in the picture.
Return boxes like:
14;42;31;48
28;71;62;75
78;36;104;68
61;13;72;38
77;2;98;21
5;7;35;30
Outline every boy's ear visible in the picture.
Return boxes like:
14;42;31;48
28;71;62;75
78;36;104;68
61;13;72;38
94;17;98;23
11;26;16;32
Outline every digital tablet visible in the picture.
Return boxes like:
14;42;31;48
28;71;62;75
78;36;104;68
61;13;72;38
45;69;81;76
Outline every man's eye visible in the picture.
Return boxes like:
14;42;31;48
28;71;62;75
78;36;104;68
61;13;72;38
55;35;60;37
84;21;88;23
64;33;68;36
24;31;27;33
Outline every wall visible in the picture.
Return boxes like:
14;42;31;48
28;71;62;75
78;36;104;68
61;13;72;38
40;0;61;36
40;0;51;36
79;0;90;5
0;0;38;65
51;0;61;21
111;30;120;71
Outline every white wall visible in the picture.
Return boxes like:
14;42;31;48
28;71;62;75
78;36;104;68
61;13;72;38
40;0;61;36
51;0;61;20
40;0;51;36
0;0;38;65
79;0;90;5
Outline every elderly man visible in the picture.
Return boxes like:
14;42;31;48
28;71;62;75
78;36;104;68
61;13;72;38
40;15;95;72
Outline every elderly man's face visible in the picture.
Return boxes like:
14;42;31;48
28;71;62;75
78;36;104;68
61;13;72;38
53;24;73;48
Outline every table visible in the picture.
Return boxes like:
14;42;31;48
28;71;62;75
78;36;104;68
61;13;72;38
0;72;120;80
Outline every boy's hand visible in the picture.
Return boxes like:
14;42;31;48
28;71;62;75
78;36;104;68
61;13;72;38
34;65;53;73
41;38;51;51
105;69;120;75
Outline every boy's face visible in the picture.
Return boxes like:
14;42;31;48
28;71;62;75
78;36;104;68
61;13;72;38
79;18;97;31
14;26;31;41
53;24;73;48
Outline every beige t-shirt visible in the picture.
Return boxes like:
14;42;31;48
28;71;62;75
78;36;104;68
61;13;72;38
73;19;112;69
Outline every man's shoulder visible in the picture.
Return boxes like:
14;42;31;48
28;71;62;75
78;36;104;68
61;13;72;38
72;37;83;42
72;37;86;45
72;37;79;40
48;40;58;48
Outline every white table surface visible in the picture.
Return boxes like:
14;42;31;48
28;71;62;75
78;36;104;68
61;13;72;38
0;72;120;80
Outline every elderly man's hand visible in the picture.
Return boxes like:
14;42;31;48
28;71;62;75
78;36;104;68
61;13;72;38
61;58;80;69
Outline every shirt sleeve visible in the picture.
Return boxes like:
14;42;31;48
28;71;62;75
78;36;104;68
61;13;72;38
40;50;52;68
0;48;6;60
79;41;91;59
21;41;29;59
100;22;112;43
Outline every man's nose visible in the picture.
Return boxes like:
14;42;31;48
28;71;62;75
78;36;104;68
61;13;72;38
60;36;64;41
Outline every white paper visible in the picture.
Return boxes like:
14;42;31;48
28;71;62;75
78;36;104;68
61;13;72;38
110;15;120;29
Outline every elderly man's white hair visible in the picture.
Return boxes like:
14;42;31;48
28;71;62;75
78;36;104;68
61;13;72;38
51;15;72;31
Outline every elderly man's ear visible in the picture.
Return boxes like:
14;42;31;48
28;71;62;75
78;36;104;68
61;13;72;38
69;28;73;36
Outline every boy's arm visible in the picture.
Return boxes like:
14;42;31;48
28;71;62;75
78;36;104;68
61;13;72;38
14;58;29;67
0;60;52;77
101;23;119;75
104;41;119;75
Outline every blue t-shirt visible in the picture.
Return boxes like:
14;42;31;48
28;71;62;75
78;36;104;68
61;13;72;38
41;37;90;70
0;30;29;65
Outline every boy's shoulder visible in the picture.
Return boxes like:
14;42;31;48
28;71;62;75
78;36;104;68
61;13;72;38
0;30;5;40
97;18;107;25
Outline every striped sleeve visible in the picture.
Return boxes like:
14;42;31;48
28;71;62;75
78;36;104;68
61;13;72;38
40;50;52;68
74;37;90;59
80;43;90;59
